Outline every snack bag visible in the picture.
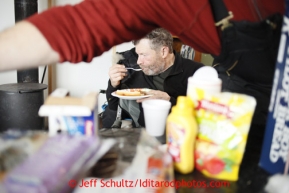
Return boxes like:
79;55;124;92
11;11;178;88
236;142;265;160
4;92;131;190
192;92;256;181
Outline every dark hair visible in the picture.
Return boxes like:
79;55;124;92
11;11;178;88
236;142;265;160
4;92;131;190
132;28;173;53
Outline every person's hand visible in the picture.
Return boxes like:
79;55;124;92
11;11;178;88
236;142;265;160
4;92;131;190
137;90;170;103
108;64;127;88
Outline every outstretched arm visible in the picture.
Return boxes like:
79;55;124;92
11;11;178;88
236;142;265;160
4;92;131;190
0;21;59;71
0;0;284;72
8;0;219;68
26;0;213;64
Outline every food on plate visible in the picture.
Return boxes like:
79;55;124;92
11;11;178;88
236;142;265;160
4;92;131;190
115;89;148;96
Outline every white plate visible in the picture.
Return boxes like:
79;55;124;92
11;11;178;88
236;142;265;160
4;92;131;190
112;92;152;100
112;89;152;100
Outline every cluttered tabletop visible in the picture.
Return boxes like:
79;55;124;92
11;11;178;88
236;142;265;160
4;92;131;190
0;127;282;193
0;85;287;193
98;128;272;193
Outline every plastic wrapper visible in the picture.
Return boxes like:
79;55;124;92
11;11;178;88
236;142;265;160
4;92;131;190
73;130;174;193
193;92;256;181
0;130;48;180
1;134;115;193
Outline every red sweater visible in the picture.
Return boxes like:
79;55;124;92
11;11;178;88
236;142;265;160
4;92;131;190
27;0;285;63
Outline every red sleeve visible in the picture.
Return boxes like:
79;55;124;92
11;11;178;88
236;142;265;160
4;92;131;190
27;0;285;63
27;0;219;63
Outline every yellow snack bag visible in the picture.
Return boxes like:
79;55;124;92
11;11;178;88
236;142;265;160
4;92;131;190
192;91;256;181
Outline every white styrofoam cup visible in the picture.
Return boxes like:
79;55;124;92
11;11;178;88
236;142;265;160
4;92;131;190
142;99;171;137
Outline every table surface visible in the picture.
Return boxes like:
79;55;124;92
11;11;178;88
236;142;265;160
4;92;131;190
99;128;271;193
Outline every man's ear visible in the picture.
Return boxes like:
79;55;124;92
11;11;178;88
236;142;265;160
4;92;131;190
161;46;169;58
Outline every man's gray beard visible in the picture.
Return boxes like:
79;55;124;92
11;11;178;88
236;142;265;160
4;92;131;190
145;60;165;76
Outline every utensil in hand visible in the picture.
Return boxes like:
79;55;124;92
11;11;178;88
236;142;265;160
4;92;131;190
125;68;142;71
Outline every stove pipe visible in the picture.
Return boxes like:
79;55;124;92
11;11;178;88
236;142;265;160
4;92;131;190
15;0;39;83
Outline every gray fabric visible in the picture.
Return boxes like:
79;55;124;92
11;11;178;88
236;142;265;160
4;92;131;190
180;45;195;60
152;75;164;91
119;99;141;127
152;65;173;91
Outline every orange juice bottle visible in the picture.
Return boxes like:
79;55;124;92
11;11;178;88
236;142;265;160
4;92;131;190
166;96;198;174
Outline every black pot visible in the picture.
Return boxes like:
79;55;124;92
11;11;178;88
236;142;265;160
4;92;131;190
0;83;47;131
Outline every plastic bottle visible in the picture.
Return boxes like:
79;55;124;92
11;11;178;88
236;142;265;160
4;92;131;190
166;96;198;174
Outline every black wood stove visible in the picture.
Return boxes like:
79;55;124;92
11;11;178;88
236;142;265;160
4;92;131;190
0;0;47;131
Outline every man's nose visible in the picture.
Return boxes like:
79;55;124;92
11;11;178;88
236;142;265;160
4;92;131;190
137;57;142;65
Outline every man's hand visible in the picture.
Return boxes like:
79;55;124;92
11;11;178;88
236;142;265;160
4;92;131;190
137;90;170;103
108;64;127;88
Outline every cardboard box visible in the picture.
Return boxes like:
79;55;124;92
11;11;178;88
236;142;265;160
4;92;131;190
259;4;289;174
38;88;98;136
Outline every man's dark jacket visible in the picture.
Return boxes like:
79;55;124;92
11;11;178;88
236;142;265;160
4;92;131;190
105;48;204;127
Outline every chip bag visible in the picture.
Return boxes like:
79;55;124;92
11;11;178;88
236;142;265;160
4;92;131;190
192;91;256;181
